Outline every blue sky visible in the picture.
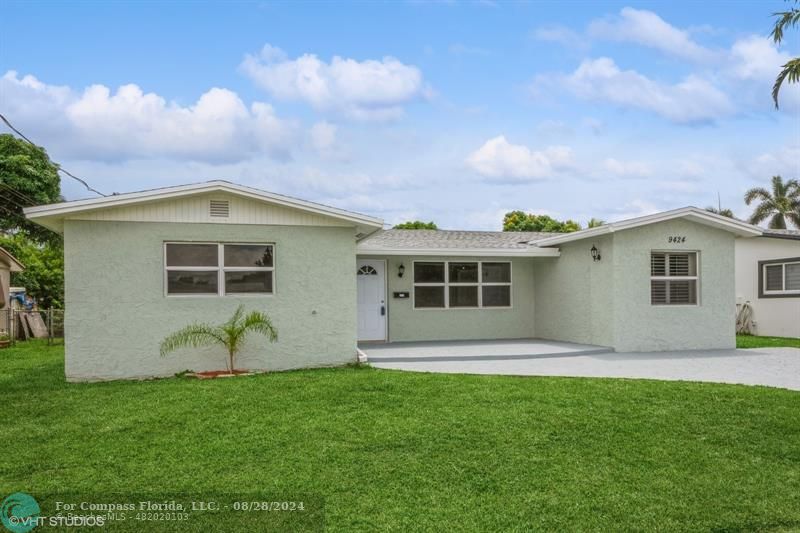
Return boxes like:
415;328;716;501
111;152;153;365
2;0;798;229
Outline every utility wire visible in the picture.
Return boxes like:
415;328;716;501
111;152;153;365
0;183;38;207
0;113;107;197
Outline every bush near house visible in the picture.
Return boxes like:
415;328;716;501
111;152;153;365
2;342;799;531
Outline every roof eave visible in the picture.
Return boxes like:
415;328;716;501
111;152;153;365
24;181;384;232
0;248;25;271
534;207;762;247
356;247;560;257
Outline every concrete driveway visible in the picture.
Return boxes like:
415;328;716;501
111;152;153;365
361;340;800;391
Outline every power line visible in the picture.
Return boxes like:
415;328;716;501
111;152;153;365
0;113;107;197
0;183;38;207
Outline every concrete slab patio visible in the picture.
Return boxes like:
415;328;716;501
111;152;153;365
362;340;800;391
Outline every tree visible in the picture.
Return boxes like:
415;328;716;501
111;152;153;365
744;175;800;229
0;134;62;243
393;221;438;229
587;218;606;228
502;211;581;233
160;305;278;373
771;0;800;108
0;233;64;308
705;206;736;218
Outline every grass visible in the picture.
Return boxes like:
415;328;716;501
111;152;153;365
737;334;800;349
1;341;799;531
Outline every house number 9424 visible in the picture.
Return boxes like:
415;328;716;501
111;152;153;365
668;236;686;243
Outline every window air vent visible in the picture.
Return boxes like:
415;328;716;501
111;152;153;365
209;199;230;218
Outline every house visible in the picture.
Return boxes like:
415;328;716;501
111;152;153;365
24;180;764;381
0;247;24;312
735;229;800;337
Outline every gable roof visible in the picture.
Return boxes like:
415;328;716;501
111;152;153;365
533;207;763;247
24;180;384;235
0;247;24;272
357;229;560;257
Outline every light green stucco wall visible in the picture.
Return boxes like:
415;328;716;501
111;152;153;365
611;219;735;351
64;220;357;381
533;234;615;347
533;219;736;352
362;256;536;342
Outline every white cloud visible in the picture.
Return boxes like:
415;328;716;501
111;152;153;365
602;157;652;178
551;57;733;123
588;7;715;62
240;44;427;120
1;71;297;162
466;135;573;181
656;180;701;194
743;143;800;179
309;121;347;160
531;25;589;51
727;35;800;110
608;199;661;221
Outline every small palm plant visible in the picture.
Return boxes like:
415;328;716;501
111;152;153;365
160;305;278;373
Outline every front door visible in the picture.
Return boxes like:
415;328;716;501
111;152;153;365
357;259;387;341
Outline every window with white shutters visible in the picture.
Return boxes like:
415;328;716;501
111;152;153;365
650;252;698;305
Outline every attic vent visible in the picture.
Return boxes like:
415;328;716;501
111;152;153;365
209;199;230;218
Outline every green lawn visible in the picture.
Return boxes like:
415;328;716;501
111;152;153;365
1;341;799;531
737;334;800;349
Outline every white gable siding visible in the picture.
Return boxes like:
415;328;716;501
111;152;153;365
65;193;351;227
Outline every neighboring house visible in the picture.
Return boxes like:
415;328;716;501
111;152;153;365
0;246;24;312
735;229;800;338
24;181;763;381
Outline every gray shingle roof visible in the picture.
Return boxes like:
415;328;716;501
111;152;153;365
357;229;554;250
762;229;800;240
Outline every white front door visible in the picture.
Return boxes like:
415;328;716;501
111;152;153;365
357;259;387;341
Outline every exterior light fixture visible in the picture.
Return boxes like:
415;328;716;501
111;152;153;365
398;263;405;278
590;245;601;262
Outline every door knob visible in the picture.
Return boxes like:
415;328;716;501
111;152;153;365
380;305;386;316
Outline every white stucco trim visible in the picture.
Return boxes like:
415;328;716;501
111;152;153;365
355;247;561;257
24;180;384;234
533;207;763;247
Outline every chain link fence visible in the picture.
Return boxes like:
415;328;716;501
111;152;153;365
0;308;64;346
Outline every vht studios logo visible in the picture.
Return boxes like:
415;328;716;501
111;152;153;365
0;493;40;533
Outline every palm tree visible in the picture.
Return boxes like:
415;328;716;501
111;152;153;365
771;1;800;108
744;175;800;229
587;218;606;228
705;206;735;218
160;305;278;373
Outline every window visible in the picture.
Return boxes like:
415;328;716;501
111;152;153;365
413;261;511;309
650;252;698;305
165;243;274;296
760;258;800;297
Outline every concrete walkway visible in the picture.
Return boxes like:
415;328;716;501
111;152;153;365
362;341;800;391
360;338;612;362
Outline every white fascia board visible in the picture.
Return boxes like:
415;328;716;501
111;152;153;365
24;181;384;229
533;207;762;247
356;247;561;257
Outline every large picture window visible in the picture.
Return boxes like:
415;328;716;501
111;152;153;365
760;258;800;297
413;261;511;309
165;243;274;296
650;252;698;305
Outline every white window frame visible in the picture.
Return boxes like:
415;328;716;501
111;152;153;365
164;242;275;297
650;250;700;306
412;260;512;310
762;260;800;296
